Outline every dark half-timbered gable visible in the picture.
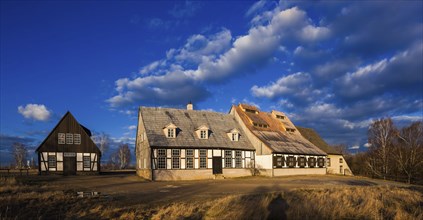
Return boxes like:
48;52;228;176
296;126;353;175
36;111;101;175
136;104;255;181
230;104;327;177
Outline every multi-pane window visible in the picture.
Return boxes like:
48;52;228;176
199;149;207;168
317;158;325;168
232;133;238;141
287;156;296;168
274;155;284;168
235;150;242;168
186;149;194;169
339;158;343;163
74;134;81;145
225;150;232;168
83;156;91;168
66;133;73;144
308;157;316;168
298;157;306;168
172;149;180;169
327;158;331;167
167;129;175;138
48;155;56;168
157;149;166;169
200;130;207;139
58;133;65;144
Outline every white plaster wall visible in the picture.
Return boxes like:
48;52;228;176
273;168;326;176
255;154;273;169
222;169;252;178
154;169;213;181
327;154;353;175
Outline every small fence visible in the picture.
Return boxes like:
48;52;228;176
0;168;37;176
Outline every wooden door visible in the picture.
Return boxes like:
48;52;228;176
212;157;222;174
64;156;76;175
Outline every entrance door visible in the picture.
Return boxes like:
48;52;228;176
212;157;222;174
64;156;76;175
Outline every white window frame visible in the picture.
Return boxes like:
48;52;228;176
172;149;180;169
186;149;194;169
58;133;65;144
83;156;91;168
231;133;239;141
66;133;73;144
235;150;242;168
225;150;232;168
167;128;175;138
48;155;57;168
157;149;166;169
200;130;208;139
74;134;81;145
199;149;207;169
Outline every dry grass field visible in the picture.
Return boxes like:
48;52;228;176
1;175;422;220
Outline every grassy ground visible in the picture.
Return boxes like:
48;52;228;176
1;176;422;220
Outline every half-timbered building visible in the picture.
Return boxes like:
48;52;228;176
136;103;255;181
296;126;353;175
230;104;328;177
36;111;101;175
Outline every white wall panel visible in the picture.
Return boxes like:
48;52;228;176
57;162;63;171
77;153;82;161
57;153;63;161
77;162;83;171
213;149;221;156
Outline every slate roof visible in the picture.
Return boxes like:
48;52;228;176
234;105;327;156
296;126;342;155
140;107;255;150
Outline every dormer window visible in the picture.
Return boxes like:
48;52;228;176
196;125;209;139
227;128;240;141
163;123;178;138
200;130;207;139
253;123;269;128
286;128;296;133
168;128;175;138
276;115;285;120
231;133;238;141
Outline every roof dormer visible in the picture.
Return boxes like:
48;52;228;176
227;128;240;141
163;123;178;138
239;103;259;114
196;125;209;139
271;110;286;120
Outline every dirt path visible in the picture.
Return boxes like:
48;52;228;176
19;174;417;206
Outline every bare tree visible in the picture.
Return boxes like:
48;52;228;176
92;132;110;155
393;122;423;183
12;142;27;169
117;144;131;169
332;144;349;155
366;118;396;180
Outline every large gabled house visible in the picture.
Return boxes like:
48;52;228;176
36;112;101;175
296;126;353;175
230;104;327;177
136;103;255;181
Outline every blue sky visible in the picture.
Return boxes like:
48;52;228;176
1;0;422;164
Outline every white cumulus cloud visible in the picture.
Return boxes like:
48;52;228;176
108;6;331;107
18;104;51;121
